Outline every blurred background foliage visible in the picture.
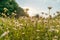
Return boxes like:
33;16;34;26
0;0;29;18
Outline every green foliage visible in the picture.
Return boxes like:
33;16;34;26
0;0;29;17
0;0;17;14
15;7;29;18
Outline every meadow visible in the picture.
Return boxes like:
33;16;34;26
0;16;60;40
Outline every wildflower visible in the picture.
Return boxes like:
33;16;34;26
48;6;52;10
12;12;15;15
16;24;20;27
45;33;48;37
20;24;23;26
22;32;25;35
14;20;19;25
36;29;40;32
6;28;9;30
55;19;58;21
52;20;55;22
1;18;5;22
49;28;59;33
14;10;16;13
52;38;57;40
50;26;55;29
13;28;17;30
31;19;35;22
32;20;34;22
52;36;58;40
2;13;7;17
38;20;41;23
56;25;60;27
44;20;48;23
48;28;55;32
45;26;49;29
36;36;40;39
3;8;6;10
55;29;59;33
54;35;58;39
3;8;8;12
56;11;60;14
0;31;9;38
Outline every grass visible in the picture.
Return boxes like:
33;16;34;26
0;17;60;40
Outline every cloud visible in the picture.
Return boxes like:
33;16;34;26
41;0;60;3
53;0;60;2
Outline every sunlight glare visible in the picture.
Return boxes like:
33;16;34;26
22;7;37;16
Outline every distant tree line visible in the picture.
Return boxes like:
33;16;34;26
0;0;29;18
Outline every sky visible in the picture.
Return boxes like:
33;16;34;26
16;0;60;17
